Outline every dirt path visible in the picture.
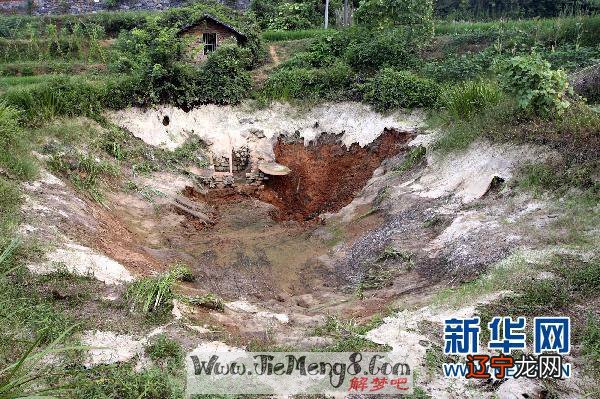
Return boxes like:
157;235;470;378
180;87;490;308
269;45;280;66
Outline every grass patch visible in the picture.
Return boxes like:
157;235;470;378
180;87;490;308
433;96;599;158
260;62;354;102
145;334;183;371
424;345;446;378
430;97;516;154
185;293;225;312
48;150;119;203
0;61;106;78
313;315;390;352
0;101;37;180
71;363;183;399
125;265;196;315
126;272;177;315
394;146;426;174
435;15;600;46
441;80;503;120
98;125;209;174
432;250;536;308
581;314;600;378
36;117;102;145
516;160;599;198
0;179;21;248
0;324;81;398
0;241;87;399
476;255;599;344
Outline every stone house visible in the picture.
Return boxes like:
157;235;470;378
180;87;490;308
178;15;247;62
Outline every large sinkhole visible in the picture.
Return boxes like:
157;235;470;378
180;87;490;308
164;129;414;297
259;129;413;221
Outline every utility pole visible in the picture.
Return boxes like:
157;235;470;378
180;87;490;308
324;0;329;29
343;0;349;26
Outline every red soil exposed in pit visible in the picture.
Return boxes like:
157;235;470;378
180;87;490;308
261;129;413;221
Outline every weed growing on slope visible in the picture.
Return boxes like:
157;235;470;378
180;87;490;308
0;179;21;248
394;146;426;174
48;151;119;203
1;77;105;125
361;69;441;111
0;101;37;180
581;314;600;378
98;126;209;175
441;80;503;120
170;262;195;282
71;363;183;399
145;334;183;372
0;325;81;398
125;267;187;315
313;315;390;352
516;161;599;198
185;293;225;312
357;264;395;292
476;255;600;344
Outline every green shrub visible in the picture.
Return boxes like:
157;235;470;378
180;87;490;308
0;102;37;180
262;62;354;101
361;69;440;111
110;19;184;106
498;54;572;117
421;50;499;82
308;30;352;59
251;0;324;31
344;28;415;72
355;0;434;46
267;2;318;30
291;27;421;74
191;43;252;106
278;50;336;70
442;80;503;119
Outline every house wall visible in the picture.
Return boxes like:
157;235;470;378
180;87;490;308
181;20;241;62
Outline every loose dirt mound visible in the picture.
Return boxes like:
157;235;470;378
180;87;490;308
261;129;413;220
